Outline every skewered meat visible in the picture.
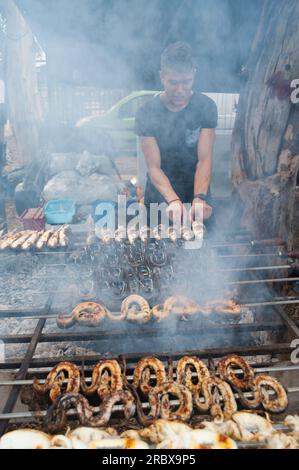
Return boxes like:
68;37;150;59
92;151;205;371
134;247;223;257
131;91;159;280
167;226;179;242
231;411;274;441
163;296;199;317
133;357;167;395
81;360;123;398
254;374;288;413
176;356;210;393
152;224;166;241
127;226;139;244
192;220;206;240
58;226;69;247
151;382;193;422
0;231;25;249
36;230;53;249
217;354;255;391
121;295;151;324
57;302;107;328
181;226;194;241
47;229;60;248
21;231;42;250
193;377;237;420
33;362;80;401
207;299;241;315
45;390;136;432
11;231;35;249
152;303;170;321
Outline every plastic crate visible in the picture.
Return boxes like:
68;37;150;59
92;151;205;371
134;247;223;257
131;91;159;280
44;199;76;225
20;208;45;231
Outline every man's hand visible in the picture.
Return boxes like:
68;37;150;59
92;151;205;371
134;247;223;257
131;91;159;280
190;197;212;222
166;199;188;224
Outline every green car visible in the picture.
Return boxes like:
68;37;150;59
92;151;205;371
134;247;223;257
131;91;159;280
75;90;158;155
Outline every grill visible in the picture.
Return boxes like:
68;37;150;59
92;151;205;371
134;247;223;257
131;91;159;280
1;228;299;446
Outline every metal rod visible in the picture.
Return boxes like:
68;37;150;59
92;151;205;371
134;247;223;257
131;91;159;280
0;296;52;436
0;320;293;345
218;265;291;272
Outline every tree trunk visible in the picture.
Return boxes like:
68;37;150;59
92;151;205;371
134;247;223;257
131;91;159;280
1;0;43;165
231;0;299;248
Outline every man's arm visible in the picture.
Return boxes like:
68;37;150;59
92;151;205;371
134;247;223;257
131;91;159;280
191;128;215;221
140;136;179;203
194;128;215;196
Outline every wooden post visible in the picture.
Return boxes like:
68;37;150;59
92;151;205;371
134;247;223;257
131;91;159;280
231;0;299;249
1;0;43;165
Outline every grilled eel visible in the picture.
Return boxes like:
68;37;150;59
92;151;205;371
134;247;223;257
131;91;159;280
45;390;136;432
80;359;123;399
176;356;210;393
133;357;167;395
217;354;255;391
33;362;80;402
56;302;107;328
254;374;288;413
193;377;237;420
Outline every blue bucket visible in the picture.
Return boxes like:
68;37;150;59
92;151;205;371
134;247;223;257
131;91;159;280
44;199;76;225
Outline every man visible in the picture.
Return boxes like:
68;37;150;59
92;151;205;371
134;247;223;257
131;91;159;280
135;42;217;229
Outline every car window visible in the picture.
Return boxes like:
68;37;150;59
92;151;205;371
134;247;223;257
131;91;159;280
119;94;154;119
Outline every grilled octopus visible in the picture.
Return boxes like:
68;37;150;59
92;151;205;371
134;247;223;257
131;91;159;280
56;302;107;328
193;377;237;421
254;374;288;413
45;390;136;433
176;356;210;393
217;354;255;391
33;362;80;402
133;357;167;395
80;360;123;399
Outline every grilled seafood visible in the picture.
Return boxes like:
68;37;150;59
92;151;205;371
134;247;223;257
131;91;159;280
163;296;199;317
133;357;167;395
152;303;170;321
192;221;206;240
207;299;241;315
152;382;193;422
81;360;123;398
36;230;53;249
45;390;136;431
21;231;42;250
254;374;288;413
181;226;194;241
33;362;80;402
167;226;179;242
193;377;237;420
57;302;107;328
11;231;35;249
217;354;255;391
0;429;52;449
176;356;210;393
120;294;151;324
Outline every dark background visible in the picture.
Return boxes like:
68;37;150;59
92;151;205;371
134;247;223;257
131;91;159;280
16;0;263;92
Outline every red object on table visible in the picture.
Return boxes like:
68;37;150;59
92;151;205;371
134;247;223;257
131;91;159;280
20;208;45;231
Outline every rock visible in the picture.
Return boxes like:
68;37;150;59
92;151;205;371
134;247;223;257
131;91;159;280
43;171;119;205
76;150;115;177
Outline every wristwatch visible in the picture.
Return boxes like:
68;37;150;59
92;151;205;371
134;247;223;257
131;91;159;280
193;193;211;205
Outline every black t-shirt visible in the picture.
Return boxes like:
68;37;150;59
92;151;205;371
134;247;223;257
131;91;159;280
135;92;218;204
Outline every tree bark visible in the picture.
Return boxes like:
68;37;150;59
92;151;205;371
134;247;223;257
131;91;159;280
231;0;299;248
1;0;43;165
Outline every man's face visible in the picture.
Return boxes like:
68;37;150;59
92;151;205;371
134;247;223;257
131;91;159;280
160;68;195;108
